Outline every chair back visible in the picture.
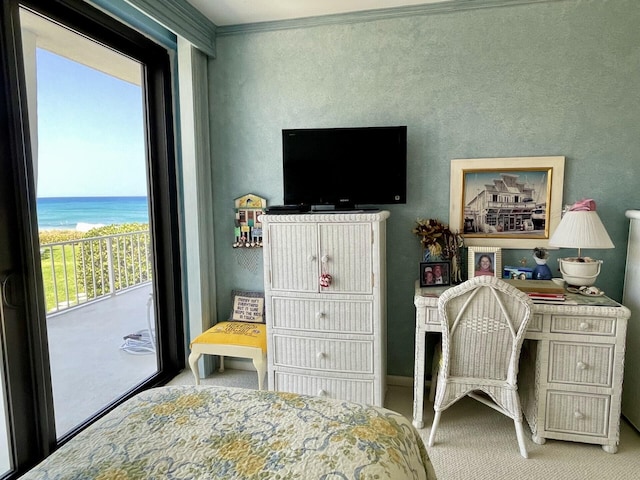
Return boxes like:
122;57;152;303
437;276;532;385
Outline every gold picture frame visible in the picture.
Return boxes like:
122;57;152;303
468;246;502;280
449;156;565;248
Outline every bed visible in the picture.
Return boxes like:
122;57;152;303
23;385;436;479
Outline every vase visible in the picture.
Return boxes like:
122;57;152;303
533;256;553;280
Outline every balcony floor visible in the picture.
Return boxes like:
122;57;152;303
47;284;156;435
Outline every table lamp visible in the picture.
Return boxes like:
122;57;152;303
548;199;614;286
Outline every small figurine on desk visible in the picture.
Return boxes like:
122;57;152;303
532;247;553;280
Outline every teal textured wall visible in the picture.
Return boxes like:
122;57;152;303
208;0;640;377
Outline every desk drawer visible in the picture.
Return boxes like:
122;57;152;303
528;314;543;332
548;341;614;387
545;390;610;437
273;371;374;404
550;315;616;336
417;305;440;327
271;297;373;334
272;334;373;374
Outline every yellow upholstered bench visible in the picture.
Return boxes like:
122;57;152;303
188;291;267;390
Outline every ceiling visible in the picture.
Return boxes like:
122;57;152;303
186;0;450;27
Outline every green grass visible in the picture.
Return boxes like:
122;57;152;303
40;243;87;312
39;225;151;312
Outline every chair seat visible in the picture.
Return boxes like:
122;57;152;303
188;321;267;390
191;321;267;353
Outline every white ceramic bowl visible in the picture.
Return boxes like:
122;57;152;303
558;258;602;286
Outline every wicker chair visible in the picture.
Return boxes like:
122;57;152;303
427;275;533;458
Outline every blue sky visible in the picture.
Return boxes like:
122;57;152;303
36;49;147;198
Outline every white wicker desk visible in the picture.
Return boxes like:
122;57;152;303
412;281;630;453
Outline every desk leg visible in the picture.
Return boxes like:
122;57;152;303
413;328;426;429
532;435;546;445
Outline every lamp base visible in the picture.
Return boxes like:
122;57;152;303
558;257;602;287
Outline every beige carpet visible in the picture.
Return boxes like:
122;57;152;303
169;369;640;479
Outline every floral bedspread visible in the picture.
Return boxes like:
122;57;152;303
23;385;436;479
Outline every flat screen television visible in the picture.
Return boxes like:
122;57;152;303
282;126;407;210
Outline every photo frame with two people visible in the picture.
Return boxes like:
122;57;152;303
419;261;451;287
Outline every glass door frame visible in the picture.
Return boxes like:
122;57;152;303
0;0;184;476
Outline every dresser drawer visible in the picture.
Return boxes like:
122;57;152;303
271;297;373;334
273;371;374;404
545;390;610;437
548;341;614;387
272;334;373;373
550;315;616;336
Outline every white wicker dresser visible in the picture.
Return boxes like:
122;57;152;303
260;211;389;407
412;281;630;453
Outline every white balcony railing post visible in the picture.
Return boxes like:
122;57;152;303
106;236;116;297
41;230;151;315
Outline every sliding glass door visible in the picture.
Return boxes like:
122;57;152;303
20;6;161;437
0;0;184;476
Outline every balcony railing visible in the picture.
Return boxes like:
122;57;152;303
40;230;152;314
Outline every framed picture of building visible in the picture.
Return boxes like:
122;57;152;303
449;156;565;248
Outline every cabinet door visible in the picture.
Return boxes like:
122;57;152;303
268;223;319;292
319;223;372;294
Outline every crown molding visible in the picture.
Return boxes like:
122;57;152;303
125;0;216;56
217;0;560;36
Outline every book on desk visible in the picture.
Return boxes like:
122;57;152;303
417;279;621;306
503;279;564;294
504;278;575;304
504;279;623;307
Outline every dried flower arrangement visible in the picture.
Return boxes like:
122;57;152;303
413;218;464;283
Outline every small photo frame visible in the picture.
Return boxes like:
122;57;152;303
468;247;502;280
420;261;451;287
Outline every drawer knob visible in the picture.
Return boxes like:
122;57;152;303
577;361;588;370
318;389;327;396
321;255;330;263
579;322;590;331
574;410;585;419
316;312;326;320
308;255;316;262
317;352;326;359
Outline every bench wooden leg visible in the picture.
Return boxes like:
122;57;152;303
253;354;267;391
188;351;201;385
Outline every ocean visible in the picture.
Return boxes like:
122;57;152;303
37;196;149;231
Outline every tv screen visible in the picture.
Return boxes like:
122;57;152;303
282;126;407;209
